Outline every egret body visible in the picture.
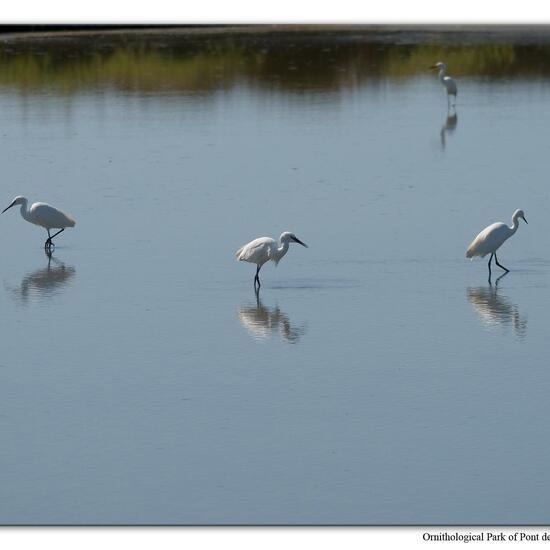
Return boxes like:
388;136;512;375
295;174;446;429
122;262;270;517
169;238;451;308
235;231;308;288
466;209;527;279
2;196;76;249
430;62;457;105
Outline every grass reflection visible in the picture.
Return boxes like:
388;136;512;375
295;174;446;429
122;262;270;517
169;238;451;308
1;27;550;94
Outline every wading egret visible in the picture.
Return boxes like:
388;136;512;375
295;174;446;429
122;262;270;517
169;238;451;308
466;209;527;280
2;196;76;249
235;231;308;288
430;62;457;105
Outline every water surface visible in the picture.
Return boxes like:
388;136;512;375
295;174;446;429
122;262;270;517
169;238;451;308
0;27;549;524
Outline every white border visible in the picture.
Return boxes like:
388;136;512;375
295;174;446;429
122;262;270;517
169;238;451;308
1;526;548;549
0;0;550;23
0;2;548;549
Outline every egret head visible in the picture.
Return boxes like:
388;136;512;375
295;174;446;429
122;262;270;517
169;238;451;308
280;232;308;248
2;196;27;214
430;62;447;71
514;209;528;224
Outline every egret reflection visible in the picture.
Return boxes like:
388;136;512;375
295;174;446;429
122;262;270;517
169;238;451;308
238;290;306;344
467;275;527;339
440;108;458;150
7;250;76;303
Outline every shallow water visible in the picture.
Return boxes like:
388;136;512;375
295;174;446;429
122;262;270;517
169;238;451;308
1;27;550;524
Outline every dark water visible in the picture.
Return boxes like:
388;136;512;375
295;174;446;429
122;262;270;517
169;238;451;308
1;27;550;524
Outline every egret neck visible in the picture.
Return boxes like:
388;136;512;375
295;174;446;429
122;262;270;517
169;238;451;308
510;210;523;234
273;239;290;265
18;198;32;223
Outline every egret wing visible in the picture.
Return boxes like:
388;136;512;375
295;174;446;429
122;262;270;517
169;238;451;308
444;76;457;95
235;237;274;263
30;202;75;228
466;222;508;258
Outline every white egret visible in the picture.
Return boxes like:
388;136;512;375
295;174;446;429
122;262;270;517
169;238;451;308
466;209;527;279
2;196;76;249
235;231;308;287
430;62;457;105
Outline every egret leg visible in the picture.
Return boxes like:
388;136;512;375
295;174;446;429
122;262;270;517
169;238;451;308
495;272;508;287
494;253;509;273
45;228;64;249
49;228;65;243
487;253;494;283
45;229;52;249
254;265;261;289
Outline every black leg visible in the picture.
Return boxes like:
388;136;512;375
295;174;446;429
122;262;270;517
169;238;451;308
487;253;493;284
494;272;508;287
494;253;509;273
50;228;64;242
45;228;64;249
254;265;261;288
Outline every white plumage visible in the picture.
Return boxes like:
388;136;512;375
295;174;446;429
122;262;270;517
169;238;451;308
430;62;457;104
236;231;308;287
2;195;76;249
466;209;527;278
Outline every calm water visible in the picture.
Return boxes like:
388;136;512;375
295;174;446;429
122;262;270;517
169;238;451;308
1;27;550;525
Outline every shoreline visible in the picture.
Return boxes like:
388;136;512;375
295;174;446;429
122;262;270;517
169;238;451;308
2;24;550;42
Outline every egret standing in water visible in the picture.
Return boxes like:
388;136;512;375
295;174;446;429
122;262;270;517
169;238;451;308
466;209;527;280
235;231;308;288
2;196;76;250
430;62;457;106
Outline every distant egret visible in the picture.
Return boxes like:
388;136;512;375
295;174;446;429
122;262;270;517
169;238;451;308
430;62;457;105
235;231;308;287
466;209;527;279
2;196;76;249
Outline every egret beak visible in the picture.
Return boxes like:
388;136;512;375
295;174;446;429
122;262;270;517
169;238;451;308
1;202;15;214
522;216;528;224
292;236;308;248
